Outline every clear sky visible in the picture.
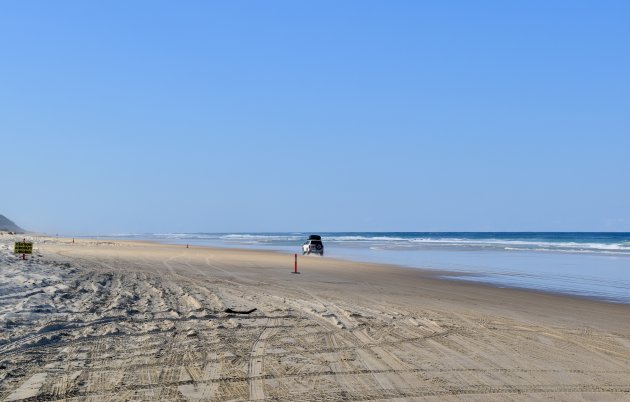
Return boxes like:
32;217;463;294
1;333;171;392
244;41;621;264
1;1;629;234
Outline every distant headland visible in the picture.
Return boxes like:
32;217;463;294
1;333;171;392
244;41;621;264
0;214;25;233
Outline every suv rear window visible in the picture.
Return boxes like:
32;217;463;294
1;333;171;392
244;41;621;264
310;240;322;245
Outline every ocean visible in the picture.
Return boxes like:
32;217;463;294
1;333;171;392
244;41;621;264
96;232;630;304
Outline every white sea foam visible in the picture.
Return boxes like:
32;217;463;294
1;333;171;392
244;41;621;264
220;234;303;241
96;232;630;255
202;233;630;254
325;236;630;254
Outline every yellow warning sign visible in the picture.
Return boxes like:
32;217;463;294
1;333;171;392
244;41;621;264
14;242;33;254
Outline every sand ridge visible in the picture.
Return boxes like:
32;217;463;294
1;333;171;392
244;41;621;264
1;236;629;401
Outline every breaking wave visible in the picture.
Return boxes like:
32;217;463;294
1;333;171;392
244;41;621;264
93;232;630;255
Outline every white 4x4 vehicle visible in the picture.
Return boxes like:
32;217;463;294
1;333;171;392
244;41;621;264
302;235;324;256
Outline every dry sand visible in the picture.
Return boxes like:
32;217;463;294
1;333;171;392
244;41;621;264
1;235;629;401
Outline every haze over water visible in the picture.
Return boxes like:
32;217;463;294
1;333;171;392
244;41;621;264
96;232;630;304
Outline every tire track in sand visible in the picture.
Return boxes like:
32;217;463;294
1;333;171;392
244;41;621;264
248;318;277;400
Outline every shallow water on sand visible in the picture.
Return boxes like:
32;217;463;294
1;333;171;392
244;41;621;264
326;247;630;303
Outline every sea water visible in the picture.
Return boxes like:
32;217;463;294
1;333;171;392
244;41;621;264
97;232;630;303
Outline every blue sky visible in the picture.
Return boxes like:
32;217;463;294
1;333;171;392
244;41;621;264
1;1;629;234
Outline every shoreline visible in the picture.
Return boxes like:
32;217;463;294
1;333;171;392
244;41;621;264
69;234;630;306
47;236;630;320
8;232;630;307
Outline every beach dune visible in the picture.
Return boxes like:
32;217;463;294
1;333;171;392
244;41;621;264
1;237;629;401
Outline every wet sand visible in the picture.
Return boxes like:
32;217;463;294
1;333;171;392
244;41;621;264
1;236;629;401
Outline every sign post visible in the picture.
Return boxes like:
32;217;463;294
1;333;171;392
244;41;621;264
14;239;33;260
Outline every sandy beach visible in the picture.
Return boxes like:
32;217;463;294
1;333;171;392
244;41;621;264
1;235;629;401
